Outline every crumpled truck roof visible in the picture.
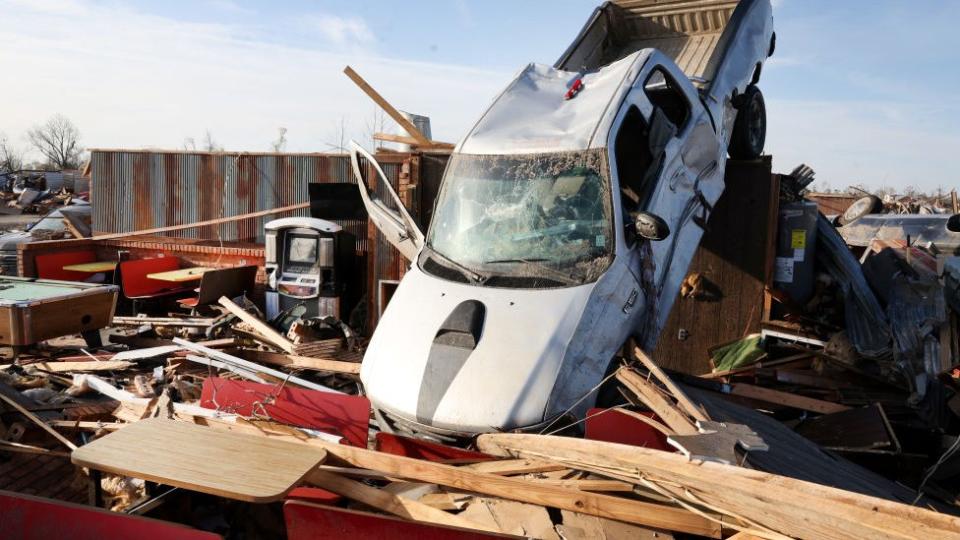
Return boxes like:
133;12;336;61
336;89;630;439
458;51;650;155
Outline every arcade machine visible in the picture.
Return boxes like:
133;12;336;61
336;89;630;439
264;183;365;337
264;217;356;322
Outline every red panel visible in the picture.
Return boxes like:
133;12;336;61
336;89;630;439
118;256;185;298
374;432;495;462
34;250;97;281
0;490;220;540
286;486;341;505
584;408;672;451
199;378;370;447
284;500;510;540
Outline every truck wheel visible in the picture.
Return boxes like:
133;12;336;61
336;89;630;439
838;195;883;225
729;85;766;160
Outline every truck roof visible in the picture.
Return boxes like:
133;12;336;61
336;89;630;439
458;51;649;155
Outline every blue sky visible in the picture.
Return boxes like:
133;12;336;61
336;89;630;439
1;0;958;192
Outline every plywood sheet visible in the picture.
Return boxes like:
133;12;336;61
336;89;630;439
71;418;326;502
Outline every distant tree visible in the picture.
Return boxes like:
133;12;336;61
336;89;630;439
182;137;197;151
203;130;222;152
0;133;24;173
271;127;288;152
26;114;83;169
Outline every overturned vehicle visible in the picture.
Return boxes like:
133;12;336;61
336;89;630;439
354;0;776;440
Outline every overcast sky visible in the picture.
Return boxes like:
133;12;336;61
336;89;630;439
1;0;958;192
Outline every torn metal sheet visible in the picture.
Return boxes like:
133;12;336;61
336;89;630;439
838;214;960;254
816;214;892;359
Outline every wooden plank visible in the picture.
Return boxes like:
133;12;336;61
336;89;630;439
217;296;294;353
71;418;327;503
78;202;309;242
373;132;454;150
728;384;850;415
241;349;361;375
312;435;718;536
305;470;500;534
615;369;698;435
344;67;431;145
630;349;708;422
478;433;960;540
460;458;567;476
22;360;134;373
0;392;77;450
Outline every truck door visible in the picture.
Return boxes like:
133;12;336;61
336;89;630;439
613;58;721;346
349;142;424;262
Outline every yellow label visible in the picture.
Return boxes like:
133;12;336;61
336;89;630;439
791;230;806;249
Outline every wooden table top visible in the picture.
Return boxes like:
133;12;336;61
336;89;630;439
147;267;214;282
62;261;118;273
71;418;327;503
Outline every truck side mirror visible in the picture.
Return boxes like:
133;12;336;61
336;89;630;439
634;212;670;241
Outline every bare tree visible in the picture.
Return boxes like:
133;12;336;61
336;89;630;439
202;130;223;152
27;114;83;169
322;116;349;152
364;106;388;149
271;127;288;152
0;133;24;173
183;137;197;151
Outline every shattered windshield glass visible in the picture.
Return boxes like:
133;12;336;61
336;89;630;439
422;149;613;288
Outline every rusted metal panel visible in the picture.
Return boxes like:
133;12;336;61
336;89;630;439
90;148;448;333
805;192;858;216
90;150;380;244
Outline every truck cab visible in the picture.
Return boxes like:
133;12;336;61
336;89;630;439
354;0;774;441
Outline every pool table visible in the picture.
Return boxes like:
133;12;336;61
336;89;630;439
0;276;118;347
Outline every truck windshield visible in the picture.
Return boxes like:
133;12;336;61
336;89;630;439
422;149;613;288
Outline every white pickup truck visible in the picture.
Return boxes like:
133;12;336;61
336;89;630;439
354;0;775;440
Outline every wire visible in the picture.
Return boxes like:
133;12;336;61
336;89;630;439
537;366;622;435
912;434;960;505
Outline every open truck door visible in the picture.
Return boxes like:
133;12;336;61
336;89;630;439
349;142;424;262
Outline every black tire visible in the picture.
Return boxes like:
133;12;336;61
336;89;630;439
838;195;882;225
728;85;766;160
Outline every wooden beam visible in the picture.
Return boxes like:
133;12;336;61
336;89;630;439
17;360;134;373
243;350;361;375
477;433;960;540
344;66;432;146
0;392;77;450
373;132;454;150
86;202;309;242
217;297;294;354
616;369;698;435
460;458;568;476
631;349;709;422
314;438;718;536
61;218;85;239
728;384;850;415
305;470;501;534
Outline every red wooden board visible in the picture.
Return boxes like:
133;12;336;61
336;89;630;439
284;500;511;540
584;408;671;451
375;432;495;462
0;490;220;540
199;377;370;447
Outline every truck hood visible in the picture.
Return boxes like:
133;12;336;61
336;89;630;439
360;264;595;434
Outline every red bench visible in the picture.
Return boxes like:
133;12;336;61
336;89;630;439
34;250;97;281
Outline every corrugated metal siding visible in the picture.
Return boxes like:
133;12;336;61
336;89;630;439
90;150;391;245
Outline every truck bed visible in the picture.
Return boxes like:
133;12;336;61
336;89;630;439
557;0;739;82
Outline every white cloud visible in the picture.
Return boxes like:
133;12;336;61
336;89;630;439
0;0;510;157
302;14;376;50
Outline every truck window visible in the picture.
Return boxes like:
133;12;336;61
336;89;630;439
614;106;653;208
644;68;691;132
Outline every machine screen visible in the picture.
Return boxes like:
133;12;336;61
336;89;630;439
288;236;318;264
